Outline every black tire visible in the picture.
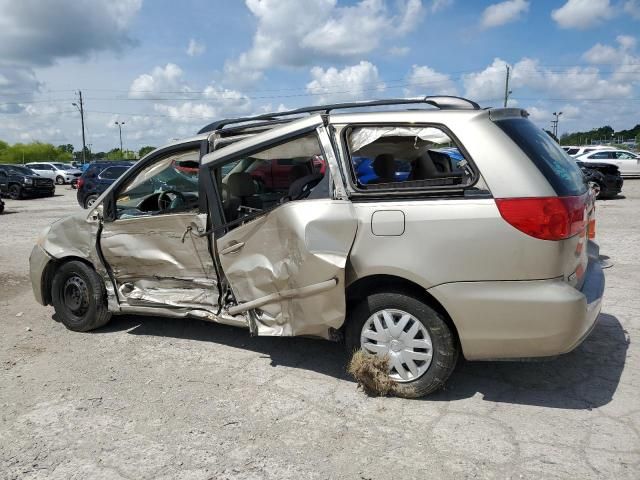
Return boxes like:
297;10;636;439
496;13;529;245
55;175;65;185
51;260;111;332
0;202;4;214
84;194;99;209
8;184;22;200
346;290;459;398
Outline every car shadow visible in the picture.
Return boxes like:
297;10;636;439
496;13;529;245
97;312;627;409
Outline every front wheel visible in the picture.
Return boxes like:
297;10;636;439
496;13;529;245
8;184;22;200
51;260;111;331
55;176;65;185
346;290;459;398
84;194;99;209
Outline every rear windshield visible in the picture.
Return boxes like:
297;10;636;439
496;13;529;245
495;118;586;196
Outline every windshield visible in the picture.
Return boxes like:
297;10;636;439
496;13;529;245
8;166;36;175
53;163;71;170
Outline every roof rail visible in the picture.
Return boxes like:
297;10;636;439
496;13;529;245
197;95;480;134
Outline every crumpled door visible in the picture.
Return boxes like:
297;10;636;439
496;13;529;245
217;199;357;338
100;212;218;308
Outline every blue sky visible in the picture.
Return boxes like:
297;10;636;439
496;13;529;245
1;0;639;151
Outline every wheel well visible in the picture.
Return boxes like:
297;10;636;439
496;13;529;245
42;256;96;305
345;274;460;344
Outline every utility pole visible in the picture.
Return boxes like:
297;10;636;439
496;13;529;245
72;91;87;165
503;65;511;107
115;121;125;158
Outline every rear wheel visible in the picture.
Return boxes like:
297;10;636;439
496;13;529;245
55;175;65;185
51;261;111;332
9;184;22;200
346;290;458;398
84;194;99;209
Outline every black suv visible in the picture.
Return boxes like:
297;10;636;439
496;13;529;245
77;161;134;208
0;164;55;199
576;161;623;199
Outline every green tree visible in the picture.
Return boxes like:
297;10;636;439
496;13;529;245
0;140;8;152
106;148;123;160
138;145;156;158
57;144;74;154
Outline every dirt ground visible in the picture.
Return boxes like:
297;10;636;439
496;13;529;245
1;183;639;479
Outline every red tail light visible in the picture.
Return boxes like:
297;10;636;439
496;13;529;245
76;177;84;189
495;195;587;241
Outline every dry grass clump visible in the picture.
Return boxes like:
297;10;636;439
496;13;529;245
347;350;397;396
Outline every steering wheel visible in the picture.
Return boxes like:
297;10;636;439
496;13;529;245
157;190;186;211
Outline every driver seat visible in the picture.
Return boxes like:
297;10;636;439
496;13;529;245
224;172;262;221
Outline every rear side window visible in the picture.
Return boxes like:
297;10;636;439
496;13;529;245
566;148;579;155
100;166;129;180
345;125;475;191
495;118;586;196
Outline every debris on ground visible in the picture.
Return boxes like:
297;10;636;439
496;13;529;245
16;312;23;317
347;350;397;397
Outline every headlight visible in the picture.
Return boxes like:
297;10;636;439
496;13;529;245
23;178;33;185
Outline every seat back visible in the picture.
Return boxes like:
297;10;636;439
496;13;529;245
370;154;396;183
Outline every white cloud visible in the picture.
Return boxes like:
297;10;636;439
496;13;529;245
617;35;637;51
0;0;142;66
388;46;410;56
224;0;424;85
186;38;206;57
405;64;458;96
481;0;529;29
463;56;635;103
129;63;191;98
583;44;618;64
624;0;640;19
430;0;453;13
306;61;385;104
551;0;613;29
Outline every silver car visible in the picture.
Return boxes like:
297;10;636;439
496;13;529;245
29;96;605;397
26;162;83;185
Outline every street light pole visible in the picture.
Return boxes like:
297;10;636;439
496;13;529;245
552;111;563;138
115;121;125;158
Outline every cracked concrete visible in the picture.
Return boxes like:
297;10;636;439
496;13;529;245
1;184;639;479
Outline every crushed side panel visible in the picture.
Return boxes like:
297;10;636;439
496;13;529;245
217;199;358;338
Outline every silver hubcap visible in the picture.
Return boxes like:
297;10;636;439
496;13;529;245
360;309;433;382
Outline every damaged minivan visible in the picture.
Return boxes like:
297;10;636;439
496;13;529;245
30;96;605;397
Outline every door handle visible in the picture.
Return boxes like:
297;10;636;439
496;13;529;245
221;241;245;255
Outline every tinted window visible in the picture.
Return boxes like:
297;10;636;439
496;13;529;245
100;166;129;180
566;148;579;155
495;118;586;196
590;151;610;159
8;166;35;175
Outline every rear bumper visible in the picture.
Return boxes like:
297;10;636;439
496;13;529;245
428;242;605;360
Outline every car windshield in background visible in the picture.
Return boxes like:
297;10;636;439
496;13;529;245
495;118;587;196
100;166;129;180
53;164;71;170
8;166;36;176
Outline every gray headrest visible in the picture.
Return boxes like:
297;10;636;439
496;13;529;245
226;172;256;197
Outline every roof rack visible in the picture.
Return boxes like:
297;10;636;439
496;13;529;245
198;95;480;134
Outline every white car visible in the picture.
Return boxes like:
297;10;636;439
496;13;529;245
576;149;640;177
562;145;615;157
26;162;83;185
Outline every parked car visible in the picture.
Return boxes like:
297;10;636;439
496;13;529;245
76;161;134;208
30;96;604;398
0;164;55;199
562;145;615;157
575;149;640;177
576;161;623;199
26;162;83;185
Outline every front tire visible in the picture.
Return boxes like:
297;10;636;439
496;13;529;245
55;176;65;185
9;184;22;200
51;260;111;332
346;290;459;398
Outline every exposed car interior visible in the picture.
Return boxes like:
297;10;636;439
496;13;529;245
217;132;327;226
115;150;200;219
347;126;472;189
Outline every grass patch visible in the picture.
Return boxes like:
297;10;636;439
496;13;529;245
347;350;397;397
